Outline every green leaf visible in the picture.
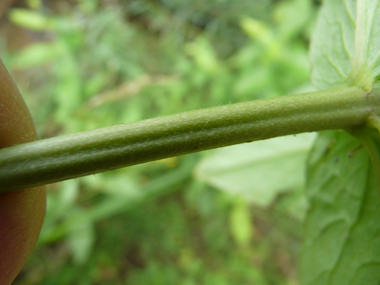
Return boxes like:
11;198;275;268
67;216;95;265
195;133;316;207
8;8;52;31
301;130;380;285
310;0;380;90
273;0;312;41
309;0;356;89
303;0;380;283
349;0;380;90
240;17;274;46
12;42;64;68
229;198;253;248
184;38;220;74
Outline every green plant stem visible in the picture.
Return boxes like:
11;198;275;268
1;86;380;193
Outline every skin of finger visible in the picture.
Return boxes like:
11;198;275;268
0;60;46;284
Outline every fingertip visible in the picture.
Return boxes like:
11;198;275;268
0;59;47;284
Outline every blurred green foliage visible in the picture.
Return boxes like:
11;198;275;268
1;0;319;283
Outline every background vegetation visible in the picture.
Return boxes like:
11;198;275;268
0;0;321;284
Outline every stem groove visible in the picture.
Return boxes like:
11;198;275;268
1;87;379;192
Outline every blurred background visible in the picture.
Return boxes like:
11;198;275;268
0;0;321;284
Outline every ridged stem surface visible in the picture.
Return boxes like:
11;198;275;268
1;87;379;192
